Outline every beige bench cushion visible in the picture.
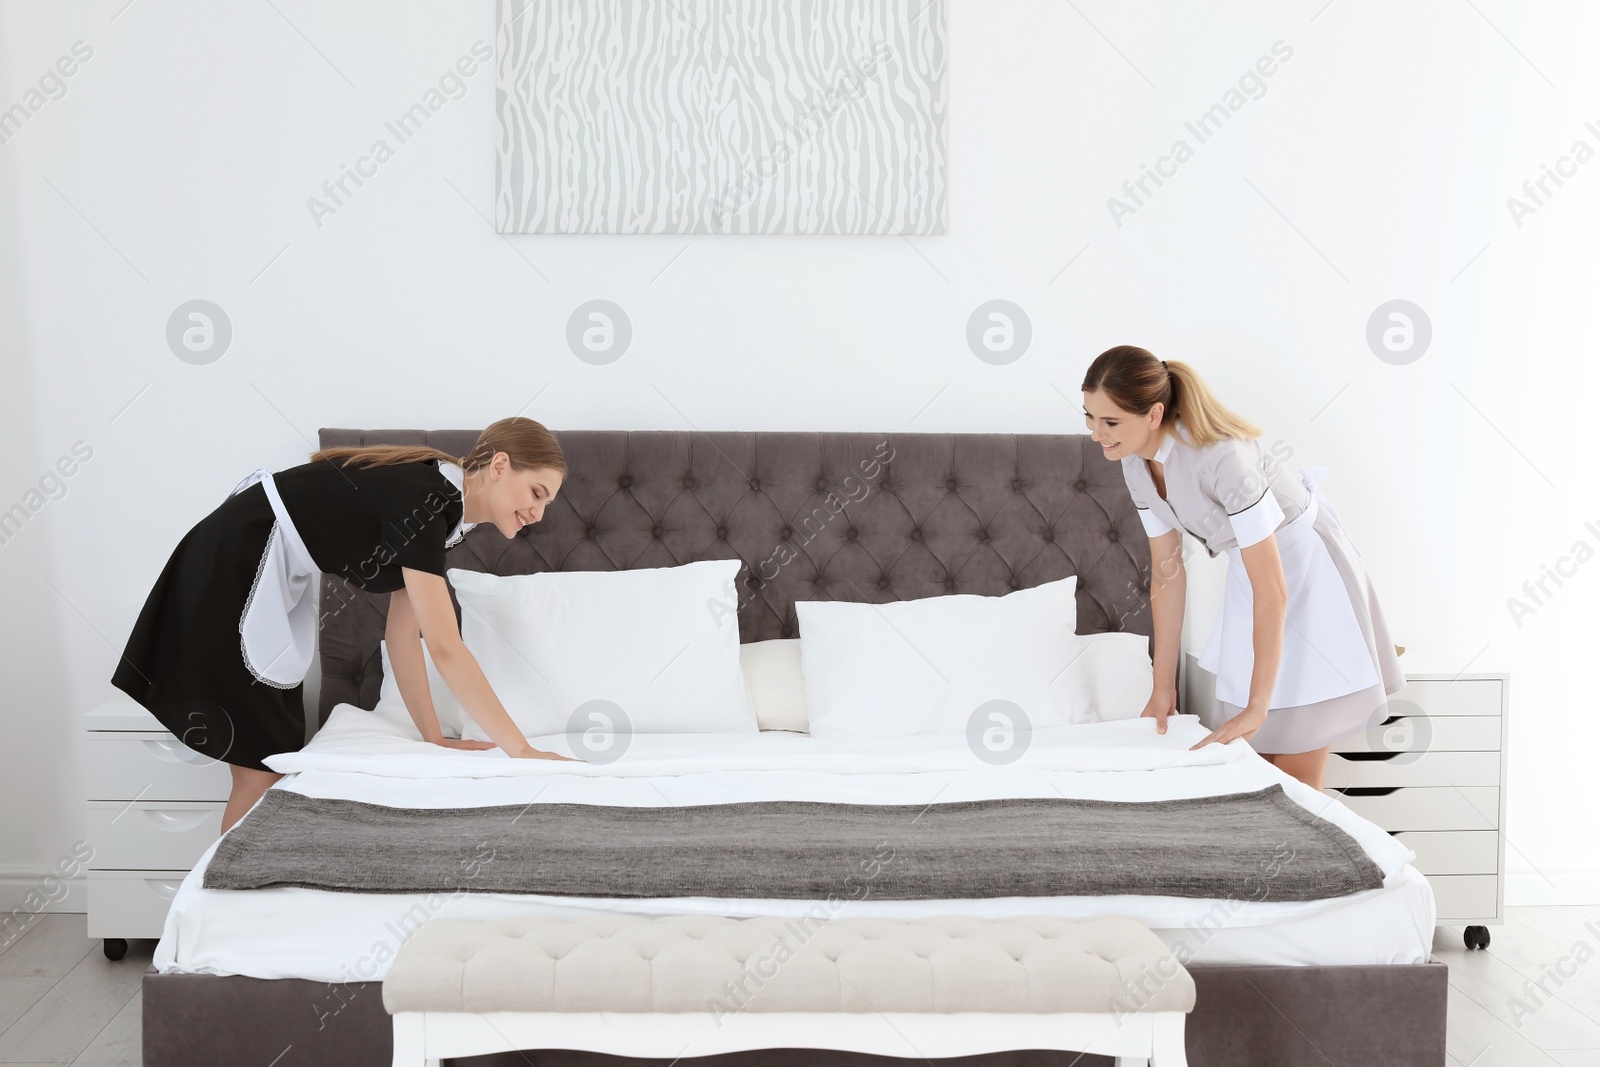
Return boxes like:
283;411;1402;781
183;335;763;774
382;914;1194;1015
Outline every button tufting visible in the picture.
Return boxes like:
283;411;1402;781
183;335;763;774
1107;529;1120;542
846;527;858;540
877;578;890;590
944;579;956;591
946;478;957;490
1009;578;1021;589
652;526;663;537
584;525;596;537
750;577;764;590
815;478;828;491
1074;480;1087;491
682;477;695;489
880;479;892;491
976;529;989;541
749;479;761;490
781;624;793;636
618;475;632;488
910;528;922;541
717;527;728;539
1042;529;1055;542
1011;479;1023;490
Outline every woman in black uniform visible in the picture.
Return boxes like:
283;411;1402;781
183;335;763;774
111;417;574;832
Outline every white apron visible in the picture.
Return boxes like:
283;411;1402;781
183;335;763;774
1196;468;1380;709
231;468;319;689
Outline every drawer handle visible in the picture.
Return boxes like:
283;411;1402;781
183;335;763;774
143;879;183;900
141;739;213;766
1339;752;1401;763
141;809;213;832
1334;786;1400;797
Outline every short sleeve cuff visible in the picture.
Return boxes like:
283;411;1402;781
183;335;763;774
1137;507;1175;537
1228;491;1285;549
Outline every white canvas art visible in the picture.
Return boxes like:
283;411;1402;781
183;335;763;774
495;0;947;235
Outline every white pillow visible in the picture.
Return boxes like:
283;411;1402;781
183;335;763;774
372;640;466;739
1057;631;1155;723
448;559;758;740
739;639;807;732
796;576;1080;737
742;629;1151;734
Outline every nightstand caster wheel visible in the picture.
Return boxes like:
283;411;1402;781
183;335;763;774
102;938;128;961
1464;926;1490;950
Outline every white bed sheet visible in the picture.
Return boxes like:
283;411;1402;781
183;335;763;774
153;708;1436;981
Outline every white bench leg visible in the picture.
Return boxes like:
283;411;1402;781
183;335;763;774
1151;1012;1189;1067
1113;1058;1148;1067
391;1012;435;1067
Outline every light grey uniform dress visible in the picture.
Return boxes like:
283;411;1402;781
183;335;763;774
1120;421;1405;754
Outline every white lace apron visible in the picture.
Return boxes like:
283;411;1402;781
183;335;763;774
231;468;319;689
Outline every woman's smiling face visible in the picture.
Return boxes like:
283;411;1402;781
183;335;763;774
466;453;564;537
1083;389;1165;461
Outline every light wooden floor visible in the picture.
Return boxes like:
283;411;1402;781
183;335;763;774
1;909;1599;1065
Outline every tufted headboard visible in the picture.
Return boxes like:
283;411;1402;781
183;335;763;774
313;429;1154;722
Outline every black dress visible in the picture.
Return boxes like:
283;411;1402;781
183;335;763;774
111;457;467;771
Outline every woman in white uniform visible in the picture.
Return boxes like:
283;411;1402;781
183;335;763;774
1081;345;1404;790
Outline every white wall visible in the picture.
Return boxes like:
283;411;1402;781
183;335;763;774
2;0;1595;905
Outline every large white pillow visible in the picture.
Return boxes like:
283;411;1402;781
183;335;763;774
371;639;467;739
796;576;1081;737
739;639;808;732
448;559;758;740
745;629;1151;733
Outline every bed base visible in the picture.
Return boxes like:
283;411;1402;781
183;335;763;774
143;959;1448;1067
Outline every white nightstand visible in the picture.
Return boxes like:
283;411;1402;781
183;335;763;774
83;695;230;960
1181;654;1508;951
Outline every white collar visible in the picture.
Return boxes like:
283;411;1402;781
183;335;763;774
438;461;477;546
1151;421;1189;464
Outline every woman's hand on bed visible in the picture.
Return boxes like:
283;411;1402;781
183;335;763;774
1189;702;1268;750
1140;687;1178;734
429;738;498;752
504;742;582;761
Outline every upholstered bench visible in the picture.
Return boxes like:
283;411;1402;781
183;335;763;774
383;914;1193;1067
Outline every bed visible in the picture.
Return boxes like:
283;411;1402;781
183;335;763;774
142;429;1448;1066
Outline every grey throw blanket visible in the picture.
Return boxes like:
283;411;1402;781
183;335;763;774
203;784;1386;902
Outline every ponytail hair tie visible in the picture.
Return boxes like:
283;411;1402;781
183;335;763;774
1160;360;1169;370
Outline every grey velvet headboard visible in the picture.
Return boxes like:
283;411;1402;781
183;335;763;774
313;429;1154;722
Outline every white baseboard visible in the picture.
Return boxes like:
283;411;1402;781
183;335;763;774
0;870;88;919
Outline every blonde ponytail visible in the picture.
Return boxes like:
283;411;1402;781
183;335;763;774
1081;346;1259;447
309;417;567;476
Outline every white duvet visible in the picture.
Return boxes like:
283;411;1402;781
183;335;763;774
153;707;1437;980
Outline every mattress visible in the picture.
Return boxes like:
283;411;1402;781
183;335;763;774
152;708;1436;981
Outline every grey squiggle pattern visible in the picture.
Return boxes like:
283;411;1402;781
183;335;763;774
495;0;947;234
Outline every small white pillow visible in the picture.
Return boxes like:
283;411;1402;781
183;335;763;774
372;639;466;739
449;559;758;740
1058;631;1155;723
739;639;807;732
796;576;1080;737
